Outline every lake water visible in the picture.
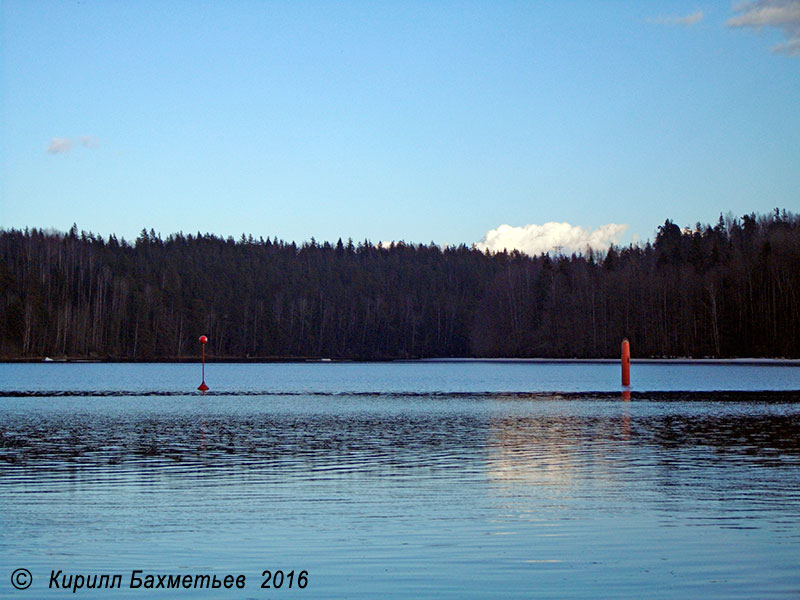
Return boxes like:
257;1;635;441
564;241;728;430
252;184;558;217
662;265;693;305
1;361;799;598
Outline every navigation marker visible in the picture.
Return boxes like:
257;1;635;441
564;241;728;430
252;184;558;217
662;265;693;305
198;335;209;392
621;338;630;387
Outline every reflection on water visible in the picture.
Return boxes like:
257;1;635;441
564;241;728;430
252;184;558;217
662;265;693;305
486;403;800;511
5;394;798;470
2;387;800;598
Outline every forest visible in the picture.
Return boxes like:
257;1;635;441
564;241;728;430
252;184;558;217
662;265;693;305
1;209;798;360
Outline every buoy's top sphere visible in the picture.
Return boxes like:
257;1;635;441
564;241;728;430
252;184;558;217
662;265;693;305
199;335;208;344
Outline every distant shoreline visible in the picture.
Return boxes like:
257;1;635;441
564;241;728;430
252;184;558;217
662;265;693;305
419;357;800;366
3;356;800;366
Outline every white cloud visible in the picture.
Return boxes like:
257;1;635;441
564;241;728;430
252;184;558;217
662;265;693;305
476;222;628;257
728;0;800;56
647;10;704;26
46;136;100;155
47;138;73;154
80;135;99;148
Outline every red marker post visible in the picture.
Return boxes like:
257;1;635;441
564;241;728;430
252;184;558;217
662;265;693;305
198;335;209;392
621;338;630;387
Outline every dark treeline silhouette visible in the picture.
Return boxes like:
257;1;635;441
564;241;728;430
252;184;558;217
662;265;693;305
1;210;799;360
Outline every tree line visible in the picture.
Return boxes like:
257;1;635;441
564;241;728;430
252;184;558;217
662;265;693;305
1;209;798;360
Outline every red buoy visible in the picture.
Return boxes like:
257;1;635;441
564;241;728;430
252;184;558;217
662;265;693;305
198;335;209;392
621;338;630;387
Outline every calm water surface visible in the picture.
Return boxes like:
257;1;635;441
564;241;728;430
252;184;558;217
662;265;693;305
1;362;799;598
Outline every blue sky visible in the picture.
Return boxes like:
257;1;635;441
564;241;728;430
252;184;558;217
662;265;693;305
1;0;798;252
